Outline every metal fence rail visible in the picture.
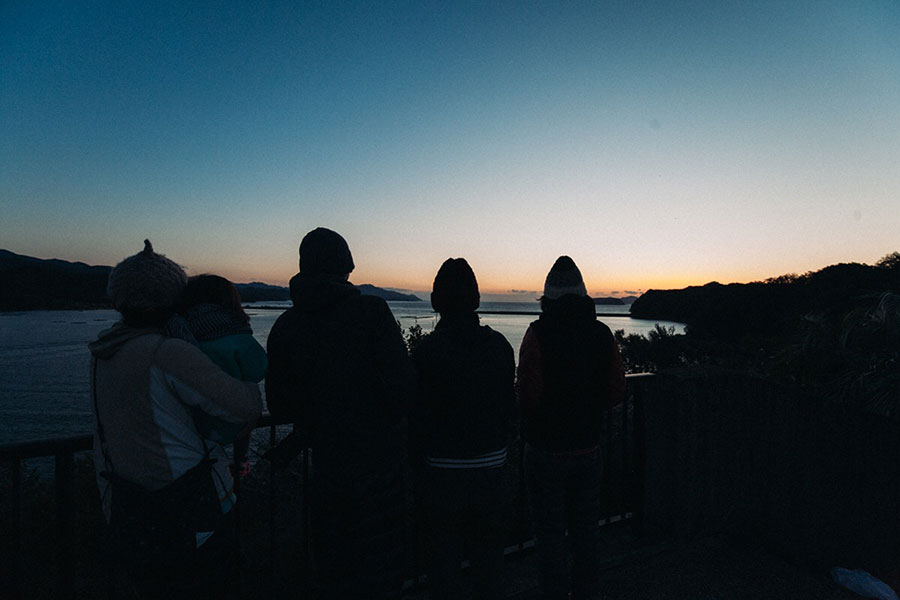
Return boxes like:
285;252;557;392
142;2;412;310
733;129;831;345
0;375;652;599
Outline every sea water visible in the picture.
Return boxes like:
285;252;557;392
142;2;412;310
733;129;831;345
0;303;682;446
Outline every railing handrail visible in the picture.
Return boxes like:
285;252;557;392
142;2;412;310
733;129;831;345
0;373;654;461
2;374;652;599
0;413;291;461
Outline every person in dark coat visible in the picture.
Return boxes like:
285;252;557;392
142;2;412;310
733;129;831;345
265;227;414;600
410;258;516;600
516;256;626;600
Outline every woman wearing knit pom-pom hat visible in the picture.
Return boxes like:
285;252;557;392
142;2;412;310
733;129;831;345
89;240;262;598
516;256;626;600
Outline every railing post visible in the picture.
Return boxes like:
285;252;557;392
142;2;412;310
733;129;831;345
10;459;23;600
631;378;646;537
55;452;75;600
518;434;526;554
302;448;311;598
621;381;630;523
268;449;277;595
604;402;613;525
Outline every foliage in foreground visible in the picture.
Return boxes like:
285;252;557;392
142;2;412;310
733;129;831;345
785;291;900;419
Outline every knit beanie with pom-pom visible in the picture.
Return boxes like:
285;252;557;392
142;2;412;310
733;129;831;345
107;239;188;310
542;256;587;300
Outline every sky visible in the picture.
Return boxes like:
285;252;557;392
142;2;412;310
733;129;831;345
2;1;899;299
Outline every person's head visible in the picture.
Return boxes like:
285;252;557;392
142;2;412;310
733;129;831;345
431;258;480;315
181;274;249;324
298;227;354;277
107;239;187;327
540;255;587;312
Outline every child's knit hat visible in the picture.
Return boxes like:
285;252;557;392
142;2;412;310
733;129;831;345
107;239;187;310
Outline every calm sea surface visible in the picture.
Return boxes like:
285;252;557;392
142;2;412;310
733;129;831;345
0;302;682;446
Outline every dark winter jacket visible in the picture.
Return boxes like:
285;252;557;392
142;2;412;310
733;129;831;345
265;273;414;483
411;313;516;466
517;294;626;453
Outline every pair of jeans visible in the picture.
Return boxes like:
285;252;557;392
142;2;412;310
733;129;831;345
115;510;239;600
524;443;603;600
420;465;509;600
311;467;408;600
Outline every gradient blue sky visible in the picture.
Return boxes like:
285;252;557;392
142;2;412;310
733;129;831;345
2;1;899;298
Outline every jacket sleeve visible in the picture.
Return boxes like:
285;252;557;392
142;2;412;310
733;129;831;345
503;337;517;431
155;338;262;423
516;325;542;421
409;341;430;466
607;334;626;409
264;316;300;422
235;334;269;383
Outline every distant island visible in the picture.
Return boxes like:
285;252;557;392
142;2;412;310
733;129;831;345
355;284;421;302
0;249;421;311
237;282;421;303
593;296;637;306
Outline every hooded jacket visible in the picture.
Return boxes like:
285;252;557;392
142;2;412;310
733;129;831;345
89;323;262;524
411;313;516;466
516;294;626;453
265;273;414;483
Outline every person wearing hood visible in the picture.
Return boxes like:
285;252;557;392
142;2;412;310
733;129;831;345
89;240;262;598
516;256;626;600
265;227;414;599
410;258;516;600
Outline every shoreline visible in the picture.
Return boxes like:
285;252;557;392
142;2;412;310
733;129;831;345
0;306;635;318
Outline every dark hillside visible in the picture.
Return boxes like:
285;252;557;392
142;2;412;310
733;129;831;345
630;255;900;343
0;250;112;310
0;249;422;310
235;282;291;302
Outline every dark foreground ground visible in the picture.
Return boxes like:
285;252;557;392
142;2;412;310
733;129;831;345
405;527;860;600
236;460;862;600
0;457;867;599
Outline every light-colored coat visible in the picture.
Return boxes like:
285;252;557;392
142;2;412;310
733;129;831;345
89;325;262;523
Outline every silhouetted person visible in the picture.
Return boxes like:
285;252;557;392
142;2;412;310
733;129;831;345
266;227;413;599
516;256;626;600
410;258;516;600
89;240;262;599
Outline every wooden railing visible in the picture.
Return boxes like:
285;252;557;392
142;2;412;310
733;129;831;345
0;374;652;599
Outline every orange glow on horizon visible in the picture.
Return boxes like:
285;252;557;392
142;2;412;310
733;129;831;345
206;262;779;297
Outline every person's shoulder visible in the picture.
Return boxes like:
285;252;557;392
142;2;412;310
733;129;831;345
268;306;300;335
355;294;396;322
412;326;440;352
155;336;212;367
593;319;615;340
158;335;194;351
356;293;389;311
481;324;514;350
271;305;298;324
